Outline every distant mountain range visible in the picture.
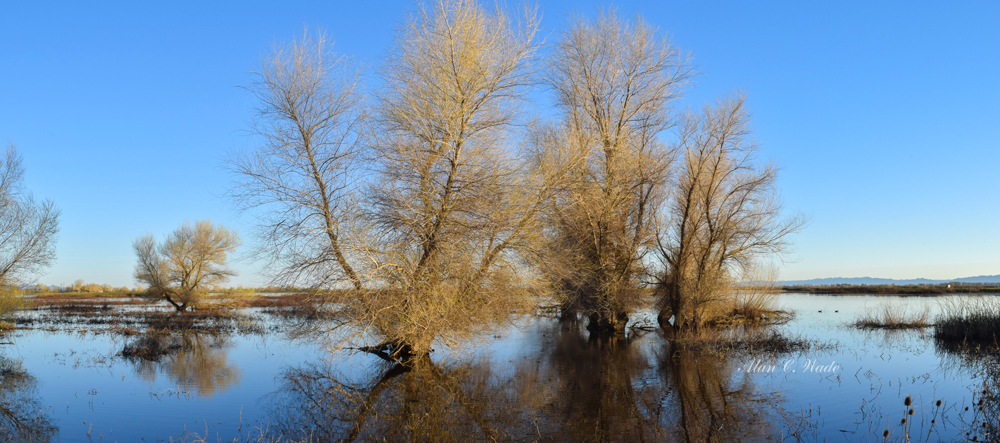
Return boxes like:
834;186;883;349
780;275;1000;286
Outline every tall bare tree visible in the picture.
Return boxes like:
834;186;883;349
0;144;59;290
657;93;804;331
540;10;691;334
133;220;241;312
228;30;365;291
355;0;546;357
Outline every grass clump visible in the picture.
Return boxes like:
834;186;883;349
0;288;26;331
711;287;792;326
935;296;1000;344
0;289;26;318
205;287;259;310
854;303;931;329
671;326;824;355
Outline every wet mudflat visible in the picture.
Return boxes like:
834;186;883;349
1;293;997;442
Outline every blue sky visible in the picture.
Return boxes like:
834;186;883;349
2;1;998;287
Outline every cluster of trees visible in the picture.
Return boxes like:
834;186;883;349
0;1;801;356
229;0;802;357
47;280;134;293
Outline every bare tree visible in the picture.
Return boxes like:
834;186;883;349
133;220;241;312
354;0;547;357
539;10;691;334
228;30;365;291
0;144;59;291
656;93;804;332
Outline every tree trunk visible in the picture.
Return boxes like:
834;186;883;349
559;304;578;321
360;337;433;362
586;310;629;335
164;295;188;312
656;306;672;330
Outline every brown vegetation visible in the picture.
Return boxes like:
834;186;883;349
222;1;802;356
537;9;690;334
656;94;804;333
854;303;932;329
232;0;558;358
0;289;26;320
356;0;547;357
228;29;365;291
133;220;241;312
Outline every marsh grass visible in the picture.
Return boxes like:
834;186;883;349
0;354;23;375
704;286;792;327
854;303;931;329
0;290;26;318
935;296;1000;344
205;288;260;310
671;326;823;355
120;331;180;360
34;290;144;298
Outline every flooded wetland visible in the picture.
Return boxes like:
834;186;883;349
1;293;998;442
4;0;998;441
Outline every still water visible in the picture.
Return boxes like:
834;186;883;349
1;293;997;442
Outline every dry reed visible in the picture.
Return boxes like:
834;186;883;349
935;296;1000;343
854;302;931;329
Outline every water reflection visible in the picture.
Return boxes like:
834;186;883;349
539;319;667;441
121;331;241;398
935;339;999;441
663;343;796;441
0;356;57;442
266;318;800;442
268;354;549;441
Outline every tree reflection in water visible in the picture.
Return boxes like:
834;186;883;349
266;318;805;442
268;354;549;441
0;355;57;442
663;342;787;441
121;331;241;398
539;318;666;441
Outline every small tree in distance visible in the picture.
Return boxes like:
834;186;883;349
133;220;241;312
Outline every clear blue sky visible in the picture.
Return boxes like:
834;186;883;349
2;1;998;287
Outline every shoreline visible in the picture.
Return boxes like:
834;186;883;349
782;285;1000;295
